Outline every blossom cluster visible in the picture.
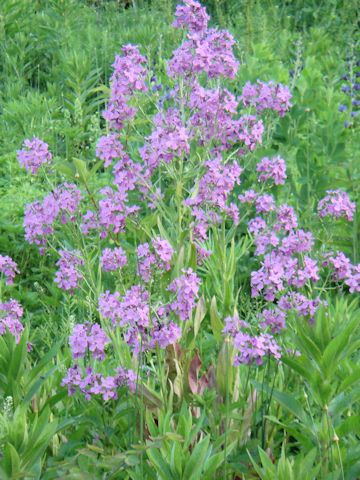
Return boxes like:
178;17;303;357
317;189;355;221
14;0;358;399
100;246;127;272
17;137;52;174
96;133;125;168
54;250;84;291
223;315;281;366
24;183;82;248
98;281;184;354
0;299;24;342
325;252;360;293
169;0;239;79
240;80;292;117
256;156;287;185
0;255;19;285
103;44;147;130
168;268;201;321
63;322;136;401
69;323;109;360
62;365;136;401
137;237;174;282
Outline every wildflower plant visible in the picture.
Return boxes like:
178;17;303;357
10;0;360;477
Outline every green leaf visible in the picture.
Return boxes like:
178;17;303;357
183;436;210;480
210;296;223;341
252;381;312;429
146;445;175;480
2;443;21;477
193;296;206;339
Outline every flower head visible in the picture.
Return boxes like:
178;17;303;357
17;138;52;174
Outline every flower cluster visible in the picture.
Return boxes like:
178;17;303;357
259;308;286;334
54;250;84;291
100;247;127;272
69;323;109;360
99;187;139;238
240;81;292;117
139;109;190;174
62;365;136;401
325;252;360;293
63;322;135;401
185;157;242;241
137;237;174;282
17;137;52;174
99;286;181;353
173;0;209;33
233;331;281;366
0;255;19;285
96;134;125;168
0;299;24;342
169;0;238;79
318;189;355;221
256;156;287;185
168;268;201;321
24;183;82;248
103;44;147;130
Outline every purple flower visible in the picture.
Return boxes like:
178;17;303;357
80;210;99;236
103;45;147;130
345;264;360;293
137;242;156;282
53;183;82;223
186;156;242;211
233;332;281;366
24;184;81;248
151;321;182;349
88;324;110;361
139;109;189;173
153;237;174;269
62;365;136;401
24;195;59;247
325;251;352;280
238;189;257;204
255;194;275;214
98;187;139;238
275;204;298;231
96;134;125;167
223;315;249;336
98;290;121;324
99;286;150;341
137;238;174;282
237;116;264;151
173;0;209;33
318;190;355;221
168;268;201;321
240;81;292;117
69;325;88;359
280;229;314;255
278;292;321;319
100;247;127;272
168;28;239;79
256;156;287;185
0;299;24;342
260;308;286;334
248;217;267;235
17;137;52;174
0;255;19;285
54;250;84;291
69;323;109;361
